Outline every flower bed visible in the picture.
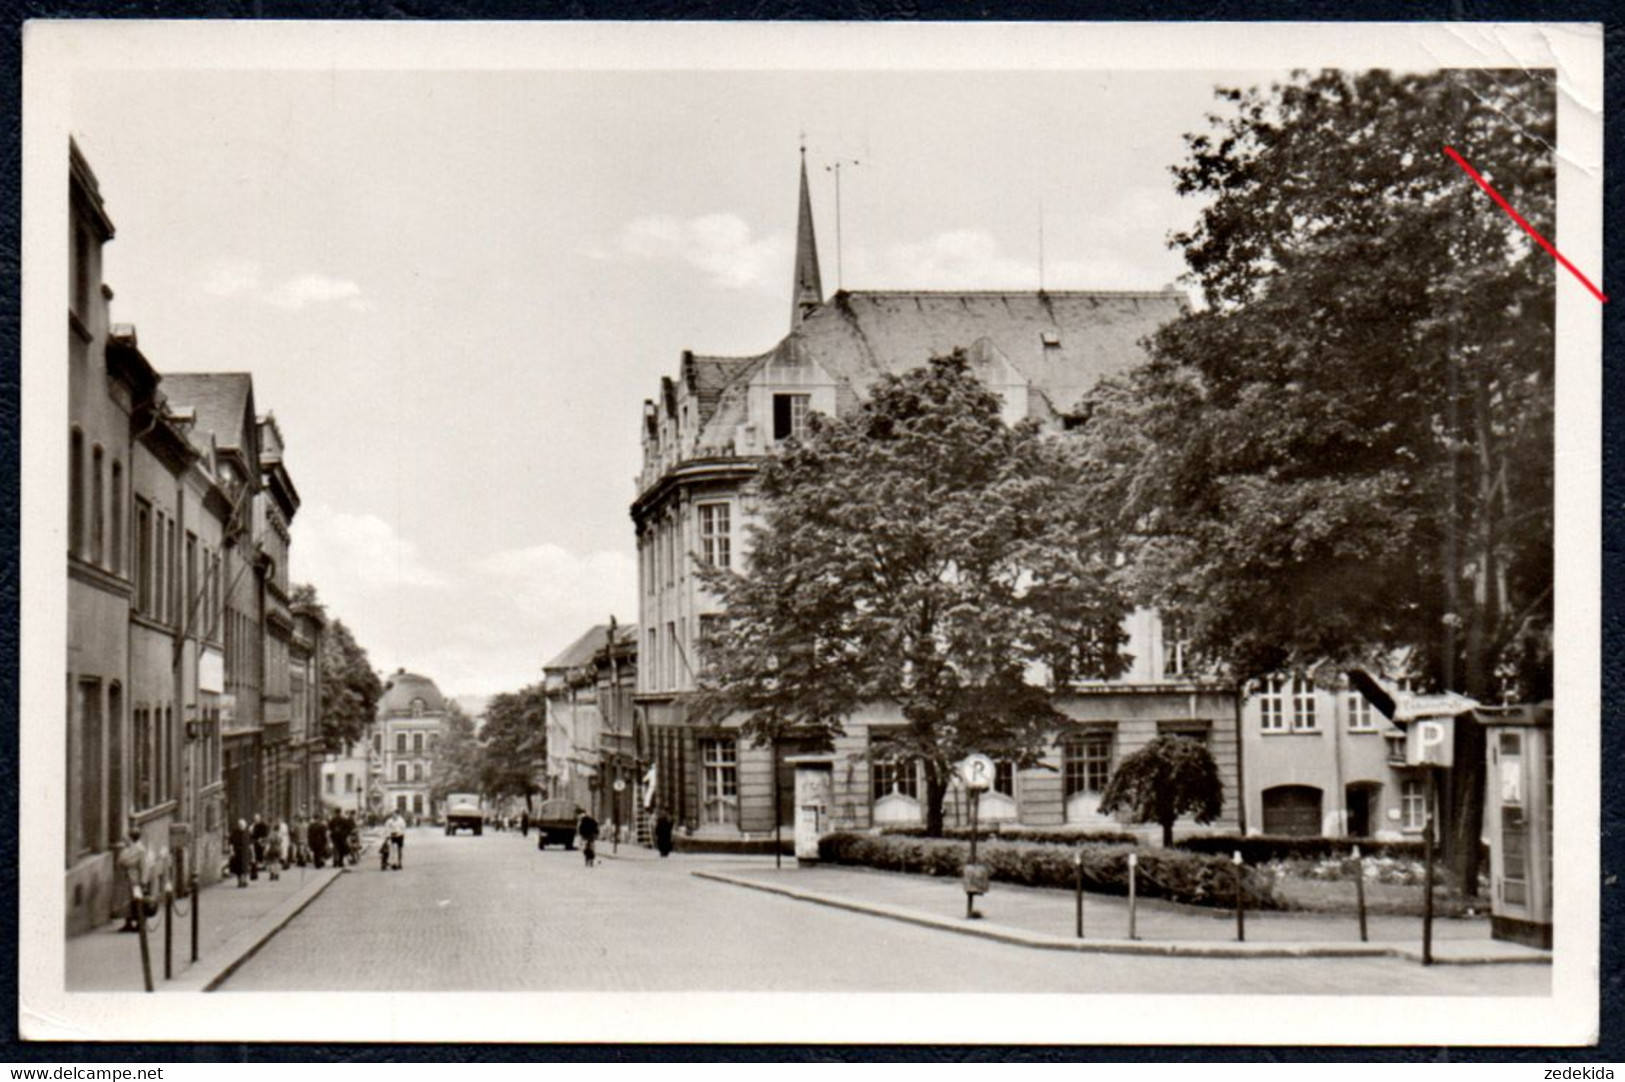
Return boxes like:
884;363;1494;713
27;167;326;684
817;831;1281;910
879;824;1140;846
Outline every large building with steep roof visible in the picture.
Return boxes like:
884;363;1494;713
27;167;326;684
374;669;448;822
632;154;1240;845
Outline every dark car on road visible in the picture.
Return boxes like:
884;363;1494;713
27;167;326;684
534;799;586;849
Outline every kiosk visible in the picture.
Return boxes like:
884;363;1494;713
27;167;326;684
785;754;835;864
1476;703;1554;949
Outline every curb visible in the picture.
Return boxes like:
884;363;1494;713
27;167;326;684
167;867;347;993
691;870;1551;966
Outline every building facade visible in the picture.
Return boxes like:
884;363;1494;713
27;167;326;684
631;157;1239;845
542;623;637;827
376;670;446;822
66;141;316;933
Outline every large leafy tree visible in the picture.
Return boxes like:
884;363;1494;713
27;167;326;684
694;352;1131;835
1099;736;1225;848
479;683;549;810
1080;70;1554;891
292;584;384;753
429;702;482;804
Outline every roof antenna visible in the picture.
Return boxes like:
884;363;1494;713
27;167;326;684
825;156;861;291
1038;197;1046;293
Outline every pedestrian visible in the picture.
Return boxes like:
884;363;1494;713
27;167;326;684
308;814;329;869
290;813;308;867
329;809;350;867
116;827;153;931
345;811;361;865
277;817;293;874
229;818;252;888
577;811;600;868
654;807;674;858
385;809;407;870
520;810;530;838
265;817;286;882
250;813;269;880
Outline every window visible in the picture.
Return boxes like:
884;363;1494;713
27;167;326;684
1159;720;1211;747
105;683;123;850
1347;691;1376;732
411;698;425;718
135;500;152;614
698;502;731;569
413;763;424;782
871;758;919;801
134;706;154;811
1401;779;1426;832
69;429;84;557
74;679;103;855
413;733;424;754
1258;676;1286;732
325;774;335;794
109;460;123;574
90;445;104;565
994;761;1015;798
1063;730;1113;796
396;763;407;782
699;737;739;826
154;511;167;623
345;773;355;793
1161;615;1191;678
184;533;197;634
73;224;92;317
413;794;424;816
647;628;659;689
772;393;811;442
667;621;678;686
1291;677;1318;731
396;733;407;753
396;795;408;812
374;733;383;754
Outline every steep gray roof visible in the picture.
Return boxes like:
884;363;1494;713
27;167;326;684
160;373;255;452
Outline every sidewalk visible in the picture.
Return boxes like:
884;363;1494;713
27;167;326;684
693;863;1552;965
65;837;374;992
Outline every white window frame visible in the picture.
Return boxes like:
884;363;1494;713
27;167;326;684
1347;691;1377;732
1258;676;1287;732
1291;677;1319;731
1401;779;1426;831
700;736;739;826
698;502;731;570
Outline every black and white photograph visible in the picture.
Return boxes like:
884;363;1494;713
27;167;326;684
21;20;1602;1045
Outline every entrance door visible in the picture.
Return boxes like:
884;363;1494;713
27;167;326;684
1345;784;1378;838
1262;785;1323;836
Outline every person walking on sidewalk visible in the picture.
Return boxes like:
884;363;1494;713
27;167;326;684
329;809;350;867
250;814;269;880
654;807;674;858
291;812;309;867
308;814;329;869
229;819;252;888
116;828;153;932
385;810;407;870
577;811;600;868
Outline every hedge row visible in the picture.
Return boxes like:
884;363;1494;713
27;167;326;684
818;832;1281;910
1176;834;1427;863
879;824;1140;846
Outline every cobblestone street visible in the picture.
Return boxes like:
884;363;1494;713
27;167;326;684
220;828;1549;995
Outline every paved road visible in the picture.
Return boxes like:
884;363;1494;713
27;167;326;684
222;827;1549;995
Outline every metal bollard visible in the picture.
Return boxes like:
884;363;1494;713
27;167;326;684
1233;850;1246;942
1352;845;1368;942
133;886;154;992
1127;852;1139;940
1074;849;1084;939
190;872;200;964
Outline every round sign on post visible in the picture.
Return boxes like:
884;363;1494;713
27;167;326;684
612;779;626;793
958;753;996;793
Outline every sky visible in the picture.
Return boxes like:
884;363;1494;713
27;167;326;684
70;65;1288;697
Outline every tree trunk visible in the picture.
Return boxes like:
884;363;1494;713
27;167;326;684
923;765;948;837
1161;818;1175;849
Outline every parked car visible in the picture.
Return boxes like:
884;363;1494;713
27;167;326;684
534;799;585;849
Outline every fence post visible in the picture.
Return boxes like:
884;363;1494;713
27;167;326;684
1233;850;1246;942
163;883;173;981
1353;844;1368;942
190;872;200;964
1127;852;1139;941
1074;849;1084;940
134;886;154;993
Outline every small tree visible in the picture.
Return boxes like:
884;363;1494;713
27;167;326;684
1098;736;1224;848
429;702;482;805
292;583;384;753
479;683;549;812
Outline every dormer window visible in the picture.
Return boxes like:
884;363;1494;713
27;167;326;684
773;394;810;442
411;698;425;717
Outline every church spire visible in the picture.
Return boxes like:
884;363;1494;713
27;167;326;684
791;144;824;330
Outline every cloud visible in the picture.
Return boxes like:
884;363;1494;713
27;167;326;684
198;260;367;310
290;504;449;594
475;544;638;632
264;273;364;310
603;213;789;290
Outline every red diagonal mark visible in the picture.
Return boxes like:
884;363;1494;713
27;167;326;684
1444;145;1606;303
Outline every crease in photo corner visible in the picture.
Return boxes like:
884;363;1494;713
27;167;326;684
18;18;1604;1047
